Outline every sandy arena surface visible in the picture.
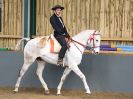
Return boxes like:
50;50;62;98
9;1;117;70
0;88;133;99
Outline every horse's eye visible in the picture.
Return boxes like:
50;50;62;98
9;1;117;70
96;40;98;42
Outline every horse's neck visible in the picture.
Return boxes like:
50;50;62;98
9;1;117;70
72;30;93;44
71;30;93;53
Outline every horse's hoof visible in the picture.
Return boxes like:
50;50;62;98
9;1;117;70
86;92;91;96
45;90;50;95
86;93;91;96
13;90;18;93
57;93;62;96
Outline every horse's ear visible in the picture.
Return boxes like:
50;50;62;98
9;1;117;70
98;30;102;35
95;30;101;35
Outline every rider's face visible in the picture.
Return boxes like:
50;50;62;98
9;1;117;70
55;8;62;16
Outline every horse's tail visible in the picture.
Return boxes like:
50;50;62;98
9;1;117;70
15;38;30;50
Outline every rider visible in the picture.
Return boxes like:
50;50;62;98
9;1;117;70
50;5;70;66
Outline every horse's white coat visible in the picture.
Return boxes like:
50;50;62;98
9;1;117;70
14;30;101;95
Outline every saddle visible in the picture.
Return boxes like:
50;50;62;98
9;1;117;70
49;34;71;53
37;34;70;53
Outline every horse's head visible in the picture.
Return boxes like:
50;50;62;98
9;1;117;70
86;31;101;54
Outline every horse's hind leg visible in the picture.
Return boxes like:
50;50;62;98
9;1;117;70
36;60;49;94
13;53;35;92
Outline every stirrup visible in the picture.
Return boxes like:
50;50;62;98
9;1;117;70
57;59;63;66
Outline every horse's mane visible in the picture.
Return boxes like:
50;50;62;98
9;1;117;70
73;30;94;40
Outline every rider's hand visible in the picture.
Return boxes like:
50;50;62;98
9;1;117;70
67;34;71;40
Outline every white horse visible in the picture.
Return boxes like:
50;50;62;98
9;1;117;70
13;30;101;95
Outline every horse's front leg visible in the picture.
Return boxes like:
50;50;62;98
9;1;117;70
57;67;71;95
71;65;91;95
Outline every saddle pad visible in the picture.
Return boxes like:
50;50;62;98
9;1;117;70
50;35;61;53
50;38;54;52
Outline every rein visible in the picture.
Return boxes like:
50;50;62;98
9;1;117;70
71;31;100;53
71;39;87;48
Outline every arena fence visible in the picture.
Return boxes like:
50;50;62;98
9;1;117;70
0;0;132;50
0;0;22;49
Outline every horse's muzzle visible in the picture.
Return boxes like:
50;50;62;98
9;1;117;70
93;50;99;55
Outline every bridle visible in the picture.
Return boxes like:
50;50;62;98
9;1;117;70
71;31;100;53
87;31;100;49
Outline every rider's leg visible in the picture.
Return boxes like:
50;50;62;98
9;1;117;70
55;35;68;66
